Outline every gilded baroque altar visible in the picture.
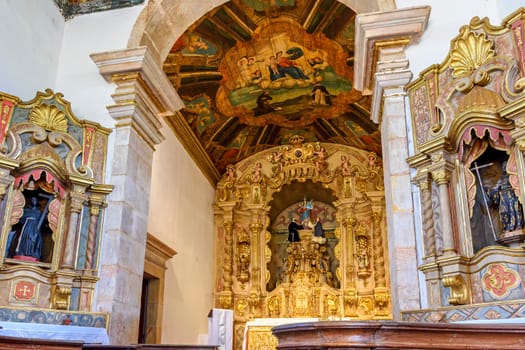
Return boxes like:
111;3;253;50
214;135;390;350
405;9;525;322
0;89;112;327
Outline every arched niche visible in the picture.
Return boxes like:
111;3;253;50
213;136;390;348
266;181;339;291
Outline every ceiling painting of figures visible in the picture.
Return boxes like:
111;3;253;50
163;0;380;175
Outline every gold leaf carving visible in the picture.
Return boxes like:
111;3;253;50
450;32;494;78
30;104;68;132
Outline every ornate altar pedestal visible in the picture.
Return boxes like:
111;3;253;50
243;318;318;350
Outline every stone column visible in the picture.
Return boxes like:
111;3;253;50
354;6;430;318
91;47;182;344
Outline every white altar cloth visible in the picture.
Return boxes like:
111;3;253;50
0;321;109;344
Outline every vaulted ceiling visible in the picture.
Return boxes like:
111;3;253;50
164;0;380;178
56;0;381;184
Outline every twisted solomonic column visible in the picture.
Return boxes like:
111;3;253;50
417;174;436;260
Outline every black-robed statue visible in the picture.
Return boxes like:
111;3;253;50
489;162;524;233
313;217;324;237
288;218;303;242
17;197;45;259
7;196;51;261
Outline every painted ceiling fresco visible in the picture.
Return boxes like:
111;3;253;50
164;0;380;174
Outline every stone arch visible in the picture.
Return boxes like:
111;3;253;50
127;0;396;64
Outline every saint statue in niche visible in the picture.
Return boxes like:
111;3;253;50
487;161;524;234
469;146;524;252
6;180;54;263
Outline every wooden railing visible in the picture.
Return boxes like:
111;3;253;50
84;346;218;350
0;335;84;349
272;321;525;349
0;336;218;350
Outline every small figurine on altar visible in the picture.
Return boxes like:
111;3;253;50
313;217;324;238
299;198;313;224
288;218;303;242
312;216;326;244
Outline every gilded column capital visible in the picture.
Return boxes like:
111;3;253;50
509;125;525;152
431;168;451;185
429;158;454;185
88;195;106;216
0;157;19;200
249;222;263;234
69;191;88;213
343;217;357;230
414;171;432;191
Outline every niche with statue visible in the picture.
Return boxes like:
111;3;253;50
267;183;340;292
406;10;525;314
0;89;112;325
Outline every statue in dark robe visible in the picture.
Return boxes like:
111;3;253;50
313;217;324;237
288;218;303;242
489;162;524;233
14;196;45;260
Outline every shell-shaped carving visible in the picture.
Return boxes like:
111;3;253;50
450;32;495;78
29;104;68;132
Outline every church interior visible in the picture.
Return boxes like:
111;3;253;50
1;0;525;349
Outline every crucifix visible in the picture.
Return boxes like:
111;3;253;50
471;161;497;241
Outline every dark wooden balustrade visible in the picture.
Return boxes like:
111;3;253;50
0;335;84;349
272;321;525;349
84;346;218;350
0;335;218;350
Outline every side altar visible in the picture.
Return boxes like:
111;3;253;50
403;9;525;322
0;89;112;337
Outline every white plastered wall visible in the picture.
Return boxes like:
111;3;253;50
147;120;215;344
397;0;510;81
0;0;64;99
0;0;216;344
